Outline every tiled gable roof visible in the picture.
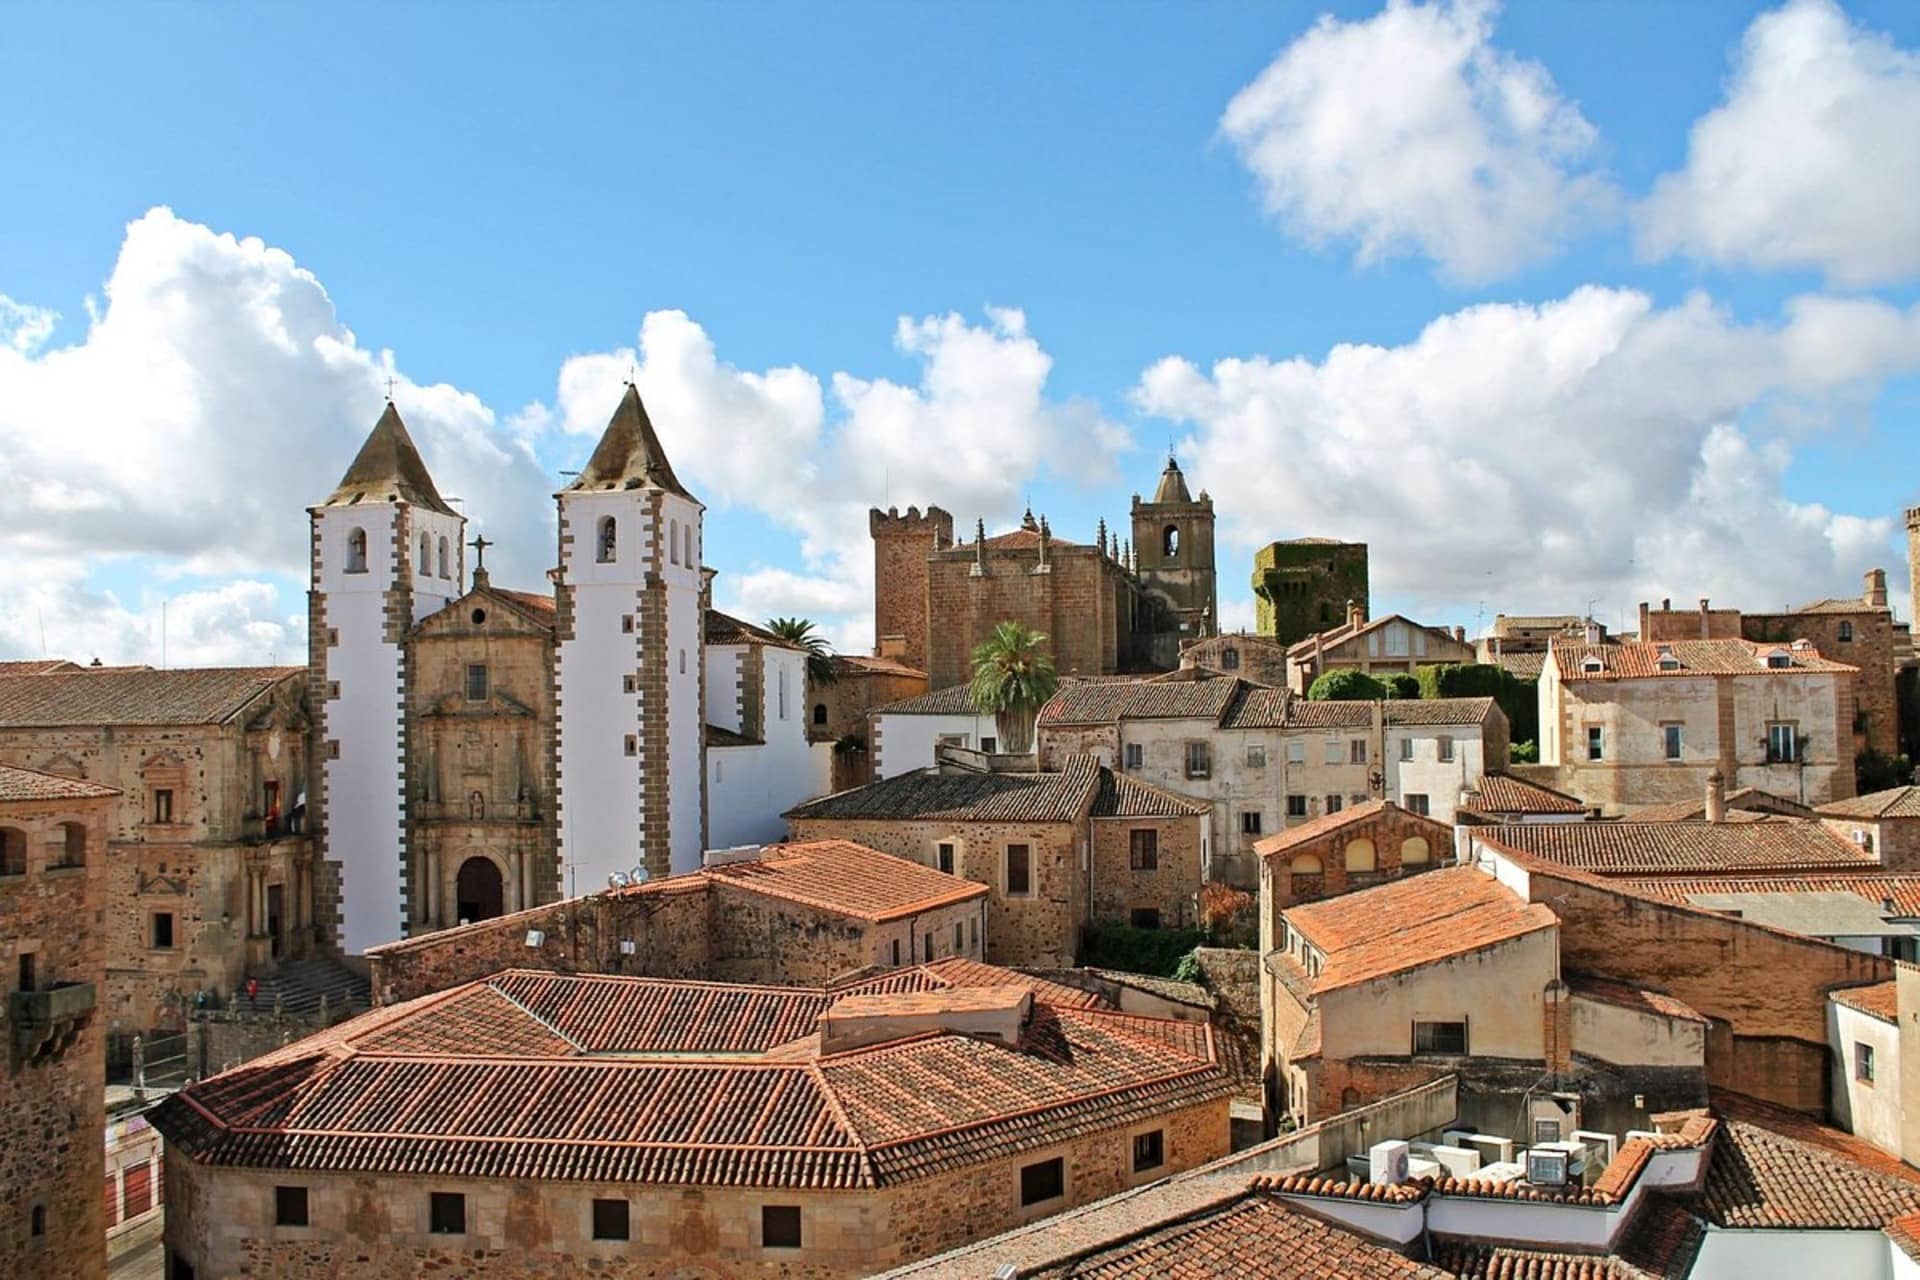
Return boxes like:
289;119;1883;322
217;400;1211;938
1284;866;1555;993
1480;821;1871;875
0;762;119;802
1383;697;1498;725
1253;799;1389;855
1612;872;1920;916
1472;773;1589;814
1565;973;1707;1024
1817;785;1920;820
1091;772;1209;819
1285;612;1462;659
1702;1117;1920;1229
870;684;980;716
1831;980;1898;1024
0;666;303;727
1552;637;1855;680
1630;788;1813;822
700;840;987;923
705;610;806;651
832;654;925;679
151;963;1228;1192
786;756;1101;824
1041;677;1243;726
0;659;80;676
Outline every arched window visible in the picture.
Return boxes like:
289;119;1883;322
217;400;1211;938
55;822;86;869
1221;647;1240;670
419;532;431;573
346;527;368;574
684;523;694;567
0;827;27;876
1288;853;1322;874
1839;621;1854;642
1344;838;1376;873
669;518;680;565
1400;836;1430;866
1288;852;1323;900
455;856;504;924
596;516;617;564
1163;525;1180;559
438;536;450;578
812;703;828;727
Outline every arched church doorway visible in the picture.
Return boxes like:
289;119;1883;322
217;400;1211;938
456;856;504;924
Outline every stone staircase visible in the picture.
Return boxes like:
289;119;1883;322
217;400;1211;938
234;957;371;1020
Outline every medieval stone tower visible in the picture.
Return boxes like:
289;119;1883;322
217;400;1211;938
870;505;953;671
554;384;706;889
309;401;466;954
1907;506;1920;630
1130;454;1217;667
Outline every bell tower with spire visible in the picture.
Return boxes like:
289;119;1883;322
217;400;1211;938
1130;452;1218;667
554;384;706;889
309;398;465;954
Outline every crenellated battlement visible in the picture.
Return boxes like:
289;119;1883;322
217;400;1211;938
870;505;955;548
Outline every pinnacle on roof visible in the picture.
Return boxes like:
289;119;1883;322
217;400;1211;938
1021;506;1039;531
1151;453;1193;504
320;401;457;515
564;382;695;500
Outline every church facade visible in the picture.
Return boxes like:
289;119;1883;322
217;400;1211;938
310;389;823;954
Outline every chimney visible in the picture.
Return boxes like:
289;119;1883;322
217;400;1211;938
1866;568;1888;609
1698;598;1711;640
1452;626;1466;644
1662;598;1671;611
1583;618;1602;645
1638;602;1650;639
1705;769;1727;823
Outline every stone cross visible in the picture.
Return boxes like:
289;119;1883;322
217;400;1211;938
469;534;492;571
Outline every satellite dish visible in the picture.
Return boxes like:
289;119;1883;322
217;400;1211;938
608;872;629;889
629;865;648;884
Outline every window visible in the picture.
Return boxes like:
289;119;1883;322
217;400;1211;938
275;1186;309;1228
1766;651;1792;669
669;518;680;565
1124;743;1143;771
428;1192;465;1235
345;527;368;573
18;952;34;993
1662;723;1682;761
1286;741;1305;765
812;703;827;727
1020;1156;1065;1206
1586;727;1604;762
621;614;634;634
1857;1041;1876;1084
1325;794;1343;814
1533;1118;1563;1145
778;668;789;720
954;922;964;952
466;664;489;702
981;737;997;753
1286;794;1308;818
1130;907;1161;930
762;1205;802;1249
1246;744;1266;768
1132;1129;1165;1173
1344;839;1376;873
1241;811;1263;835
1006;844;1032;896
923;932;935;962
1324;740;1342;765
1839;621;1854;643
419;532;431;573
624;735;637;757
1221;647;1240;670
596;516;617;563
1413;1020;1468;1055
170;1254;196;1280
438;536;450;578
152;913;175;950
684;524;694;567
1162;525;1179;559
592;1198;629;1241
1405;794;1430;817
0;827;25;876
1400;738;1414;761
679;650;687;675
1437;736;1454;763
937;842;956;875
970;918;979;950
1184;741;1210;779
152;788;175;824
1768;723;1798;763
890;938;901;966
1401;836;1431;864
1129;829;1159;871
1350;740;1367;765
623;675;637;694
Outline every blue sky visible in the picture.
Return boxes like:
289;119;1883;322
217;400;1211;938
3;0;1919;663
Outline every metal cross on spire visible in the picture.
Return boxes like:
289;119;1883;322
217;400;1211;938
385;375;398;402
469;534;492;571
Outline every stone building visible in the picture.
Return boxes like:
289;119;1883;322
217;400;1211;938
1285;604;1477;695
1179;631;1290;686
368;838;990;1003
810;652;928;791
868;684;1003;780
1252;799;1455;915
152;961;1233;1279
872;455;1217;690
1035;671;1506;888
785;755;1212;963
1538;636;1858;811
1;762;118;1280
1251;538;1368;646
0;664;317;1042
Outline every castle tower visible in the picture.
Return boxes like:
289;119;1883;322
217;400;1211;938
1907;507;1920;625
870;505;953;670
309;400;465;954
1131;454;1217;663
555;384;705;888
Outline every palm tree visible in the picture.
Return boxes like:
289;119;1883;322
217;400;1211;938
766;617;837;687
968;622;1058;755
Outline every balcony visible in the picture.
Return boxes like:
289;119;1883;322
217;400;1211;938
11;981;96;1064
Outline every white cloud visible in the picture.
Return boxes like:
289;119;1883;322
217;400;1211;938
1134;284;1919;625
1639;0;1920;286
0;563;301;668
1221;0;1615;282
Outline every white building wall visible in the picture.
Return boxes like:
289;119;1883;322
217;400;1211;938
708;646;822;849
872;711;1001;779
705;646;744;735
1829;1001;1902;1157
1691;1229;1891;1280
1384;726;1486;822
660;490;704;873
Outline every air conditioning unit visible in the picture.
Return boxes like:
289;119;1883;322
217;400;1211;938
1369;1139;1410;1185
524;929;546;948
1526;1148;1570;1187
1406;1155;1442;1182
1530;1092;1581;1145
618;939;637;956
1455;1133;1515;1166
1427;1145;1482;1177
1573;1130;1619;1169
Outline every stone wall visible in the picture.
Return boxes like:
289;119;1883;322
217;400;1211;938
0;791;111;1280
1251;540;1368;646
924;542;1137;690
1089;814;1204;929
164;1097;1229;1279
869;506;952;675
1745;607;1899;758
704;883;984;983
1180;633;1290;686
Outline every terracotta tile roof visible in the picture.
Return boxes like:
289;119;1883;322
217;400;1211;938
1565;973;1707;1024
0;665;303;727
1480;821;1872;875
1027;1189;1451;1279
1701;1116;1920;1229
1888;1210;1920;1262
1284;866;1556;993
1831;980;1898;1023
1551;637;1856;680
1612;872;1920;917
1253;800;1453;859
1384;697;1498;725
1041;676;1243;726
870;684;980;715
705;610;806;651
786;756;1101;824
705;722;762;748
0;762;119;802
1818;786;1920;820
1091;771;1209;819
0;659;80;676
1629;787;1813;821
492;588;557;617
1490;651;1548;680
1218;685;1291;728
1471;773;1590;814
832;653;925;679
151;963;1228;1192
700;840;987;923
1784;597;1882;616
1253;1171;1426;1203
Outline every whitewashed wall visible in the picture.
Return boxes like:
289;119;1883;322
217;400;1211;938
872;711;1001;779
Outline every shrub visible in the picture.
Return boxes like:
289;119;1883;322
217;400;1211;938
1510;740;1539;764
1378;673;1421;700
1080;923;1207;977
1857;748;1915;794
1308;669;1388;702
1416;662;1538;743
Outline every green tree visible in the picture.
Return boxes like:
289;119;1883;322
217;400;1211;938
1378;673;1421;700
766;617;837;688
1307;669;1388;701
1856;748;1914;794
968;621;1058;755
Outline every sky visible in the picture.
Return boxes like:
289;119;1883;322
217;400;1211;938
4;0;1920;665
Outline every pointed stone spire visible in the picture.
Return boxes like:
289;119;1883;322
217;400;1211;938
975;518;987;567
1021;506;1039;532
322;401;456;514
1151;453;1193;505
1123;538;1133;572
1096;517;1108;555
565;383;694;499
